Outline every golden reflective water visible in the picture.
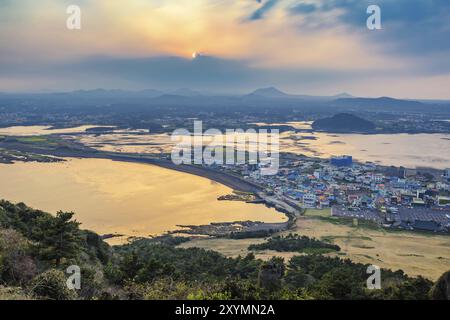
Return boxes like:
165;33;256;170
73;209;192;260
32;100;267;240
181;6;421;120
0;125;106;136
280;132;450;169
0;158;285;243
2;125;450;169
74;128;450;169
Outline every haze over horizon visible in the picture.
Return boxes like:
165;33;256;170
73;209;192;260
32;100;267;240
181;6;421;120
1;0;450;99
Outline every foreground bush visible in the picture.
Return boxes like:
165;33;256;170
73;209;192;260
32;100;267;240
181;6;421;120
30;269;76;300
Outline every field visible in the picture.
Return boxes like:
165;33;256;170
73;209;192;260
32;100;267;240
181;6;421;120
15;136;59;146
179;208;450;280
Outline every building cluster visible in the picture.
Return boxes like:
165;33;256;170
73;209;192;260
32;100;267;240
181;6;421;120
222;155;450;233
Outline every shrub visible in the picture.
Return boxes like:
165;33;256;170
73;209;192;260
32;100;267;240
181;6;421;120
0;229;37;285
30;269;76;300
430;270;450;300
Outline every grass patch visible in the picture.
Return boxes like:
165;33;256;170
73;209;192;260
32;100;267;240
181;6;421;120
321;235;372;242
301;247;339;254
15;136;59;146
313;215;386;233
315;216;353;226
304;208;331;218
248;234;340;254
355;220;385;232
232;190;254;196
398;253;424;257
16;136;49;143
355;254;374;260
351;244;375;249
380;226;444;238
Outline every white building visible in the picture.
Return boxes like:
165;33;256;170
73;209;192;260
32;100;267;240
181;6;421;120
371;173;384;183
302;193;317;208
313;170;322;180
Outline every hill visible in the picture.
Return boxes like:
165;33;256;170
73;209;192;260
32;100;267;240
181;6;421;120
246;87;354;101
334;96;424;108
0;199;444;300
249;87;291;98
312;113;376;133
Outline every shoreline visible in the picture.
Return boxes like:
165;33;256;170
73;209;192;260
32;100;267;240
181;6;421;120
0;141;263;193
0;142;301;240
108;156;264;193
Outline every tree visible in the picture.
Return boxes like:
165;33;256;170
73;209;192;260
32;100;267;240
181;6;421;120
258;257;285;293
33;211;82;266
0;229;37;285
429;270;450;300
312;267;366;300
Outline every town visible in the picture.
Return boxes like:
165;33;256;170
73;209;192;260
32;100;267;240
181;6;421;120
212;154;450;234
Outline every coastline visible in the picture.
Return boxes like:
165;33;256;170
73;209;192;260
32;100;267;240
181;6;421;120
0;142;302;241
108;156;264;194
0;140;262;193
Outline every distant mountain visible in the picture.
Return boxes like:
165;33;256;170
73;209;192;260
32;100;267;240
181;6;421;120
64;89;164;98
151;94;186;101
244;87;354;101
312;113;376;133
334;96;424;108
333;93;353;99
5;89;446;115
415;98;450;104
69;89;127;96
64;88;204;98
248;87;291;98
138;89;165;97
169;88;203;97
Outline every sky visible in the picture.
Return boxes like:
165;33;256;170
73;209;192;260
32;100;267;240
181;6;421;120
0;0;449;98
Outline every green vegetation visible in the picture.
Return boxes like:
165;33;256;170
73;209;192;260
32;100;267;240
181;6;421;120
309;209;446;237
33;211;83;266
16;136;49;143
0;200;447;300
15;136;58;146
228;229;276;239
304;208;331;218
312;113;376;133
306;209;382;231
315;215;388;233
248;234;341;253
430;270;450;300
321;235;372;242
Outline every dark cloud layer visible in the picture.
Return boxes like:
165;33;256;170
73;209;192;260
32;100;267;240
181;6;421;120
248;0;279;20
289;2;317;15
74;55;365;90
1;54;370;92
242;0;450;74
78;55;257;88
1;1;449;94
288;0;450;57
